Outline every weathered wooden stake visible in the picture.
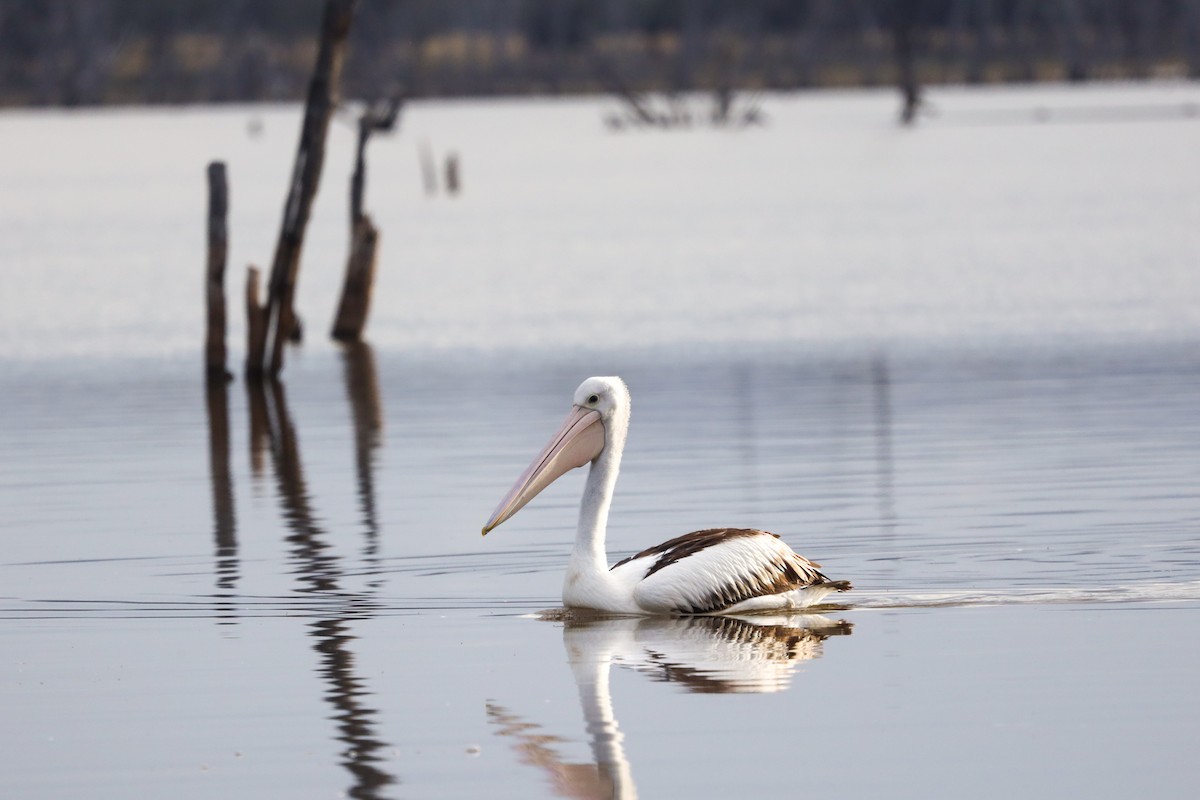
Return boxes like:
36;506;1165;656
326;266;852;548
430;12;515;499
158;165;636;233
331;216;379;341
258;0;358;378
245;265;269;377
204;161;230;379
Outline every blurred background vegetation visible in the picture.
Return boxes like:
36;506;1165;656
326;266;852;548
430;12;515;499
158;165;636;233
1;0;1197;107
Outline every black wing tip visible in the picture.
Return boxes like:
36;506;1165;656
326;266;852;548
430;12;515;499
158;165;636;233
822;579;853;591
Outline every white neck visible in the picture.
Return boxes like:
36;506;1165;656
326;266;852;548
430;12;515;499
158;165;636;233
573;440;622;572
564;399;631;609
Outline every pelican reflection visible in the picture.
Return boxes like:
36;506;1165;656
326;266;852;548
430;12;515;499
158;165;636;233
491;613;851;799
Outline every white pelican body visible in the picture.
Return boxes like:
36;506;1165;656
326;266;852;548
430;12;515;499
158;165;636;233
483;377;850;615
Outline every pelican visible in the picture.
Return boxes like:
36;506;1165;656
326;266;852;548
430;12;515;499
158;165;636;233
483;376;850;614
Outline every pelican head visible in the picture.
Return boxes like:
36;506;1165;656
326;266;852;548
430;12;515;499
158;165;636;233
572;376;630;425
483;376;630;536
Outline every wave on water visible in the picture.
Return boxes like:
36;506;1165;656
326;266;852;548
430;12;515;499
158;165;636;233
844;580;1200;610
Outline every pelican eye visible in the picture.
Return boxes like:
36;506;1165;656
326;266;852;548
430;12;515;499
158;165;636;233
587;394;599;405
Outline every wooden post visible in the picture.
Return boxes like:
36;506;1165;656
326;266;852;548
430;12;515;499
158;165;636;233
259;0;359;378
204;162;230;379
245;266;269;377
419;138;438;195
330;216;379;341
444;153;460;195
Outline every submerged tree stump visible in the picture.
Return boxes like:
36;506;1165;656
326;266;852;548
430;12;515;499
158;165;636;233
204;161;230;379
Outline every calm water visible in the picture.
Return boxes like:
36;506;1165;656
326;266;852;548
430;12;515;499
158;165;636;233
2;85;1200;799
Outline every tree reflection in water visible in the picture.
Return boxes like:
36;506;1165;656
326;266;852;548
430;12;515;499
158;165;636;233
341;341;384;573
206;342;396;799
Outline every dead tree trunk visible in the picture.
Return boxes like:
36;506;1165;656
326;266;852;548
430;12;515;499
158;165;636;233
332;97;401;341
257;0;358;378
204;162;230;379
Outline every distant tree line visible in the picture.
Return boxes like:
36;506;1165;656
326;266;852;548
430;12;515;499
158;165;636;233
1;0;1197;107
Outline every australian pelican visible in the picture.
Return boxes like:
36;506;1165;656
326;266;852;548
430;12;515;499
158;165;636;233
483;377;850;614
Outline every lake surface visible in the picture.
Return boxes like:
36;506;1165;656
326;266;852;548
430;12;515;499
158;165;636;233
2;84;1199;799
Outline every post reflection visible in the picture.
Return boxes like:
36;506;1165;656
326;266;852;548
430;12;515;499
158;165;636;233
310;615;395;799
340;342;383;569
490;613;852;799
257;378;340;591
204;376;239;599
246;371;270;480
241;365;397;799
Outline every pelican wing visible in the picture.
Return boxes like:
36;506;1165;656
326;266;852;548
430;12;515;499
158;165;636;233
617;529;849;614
